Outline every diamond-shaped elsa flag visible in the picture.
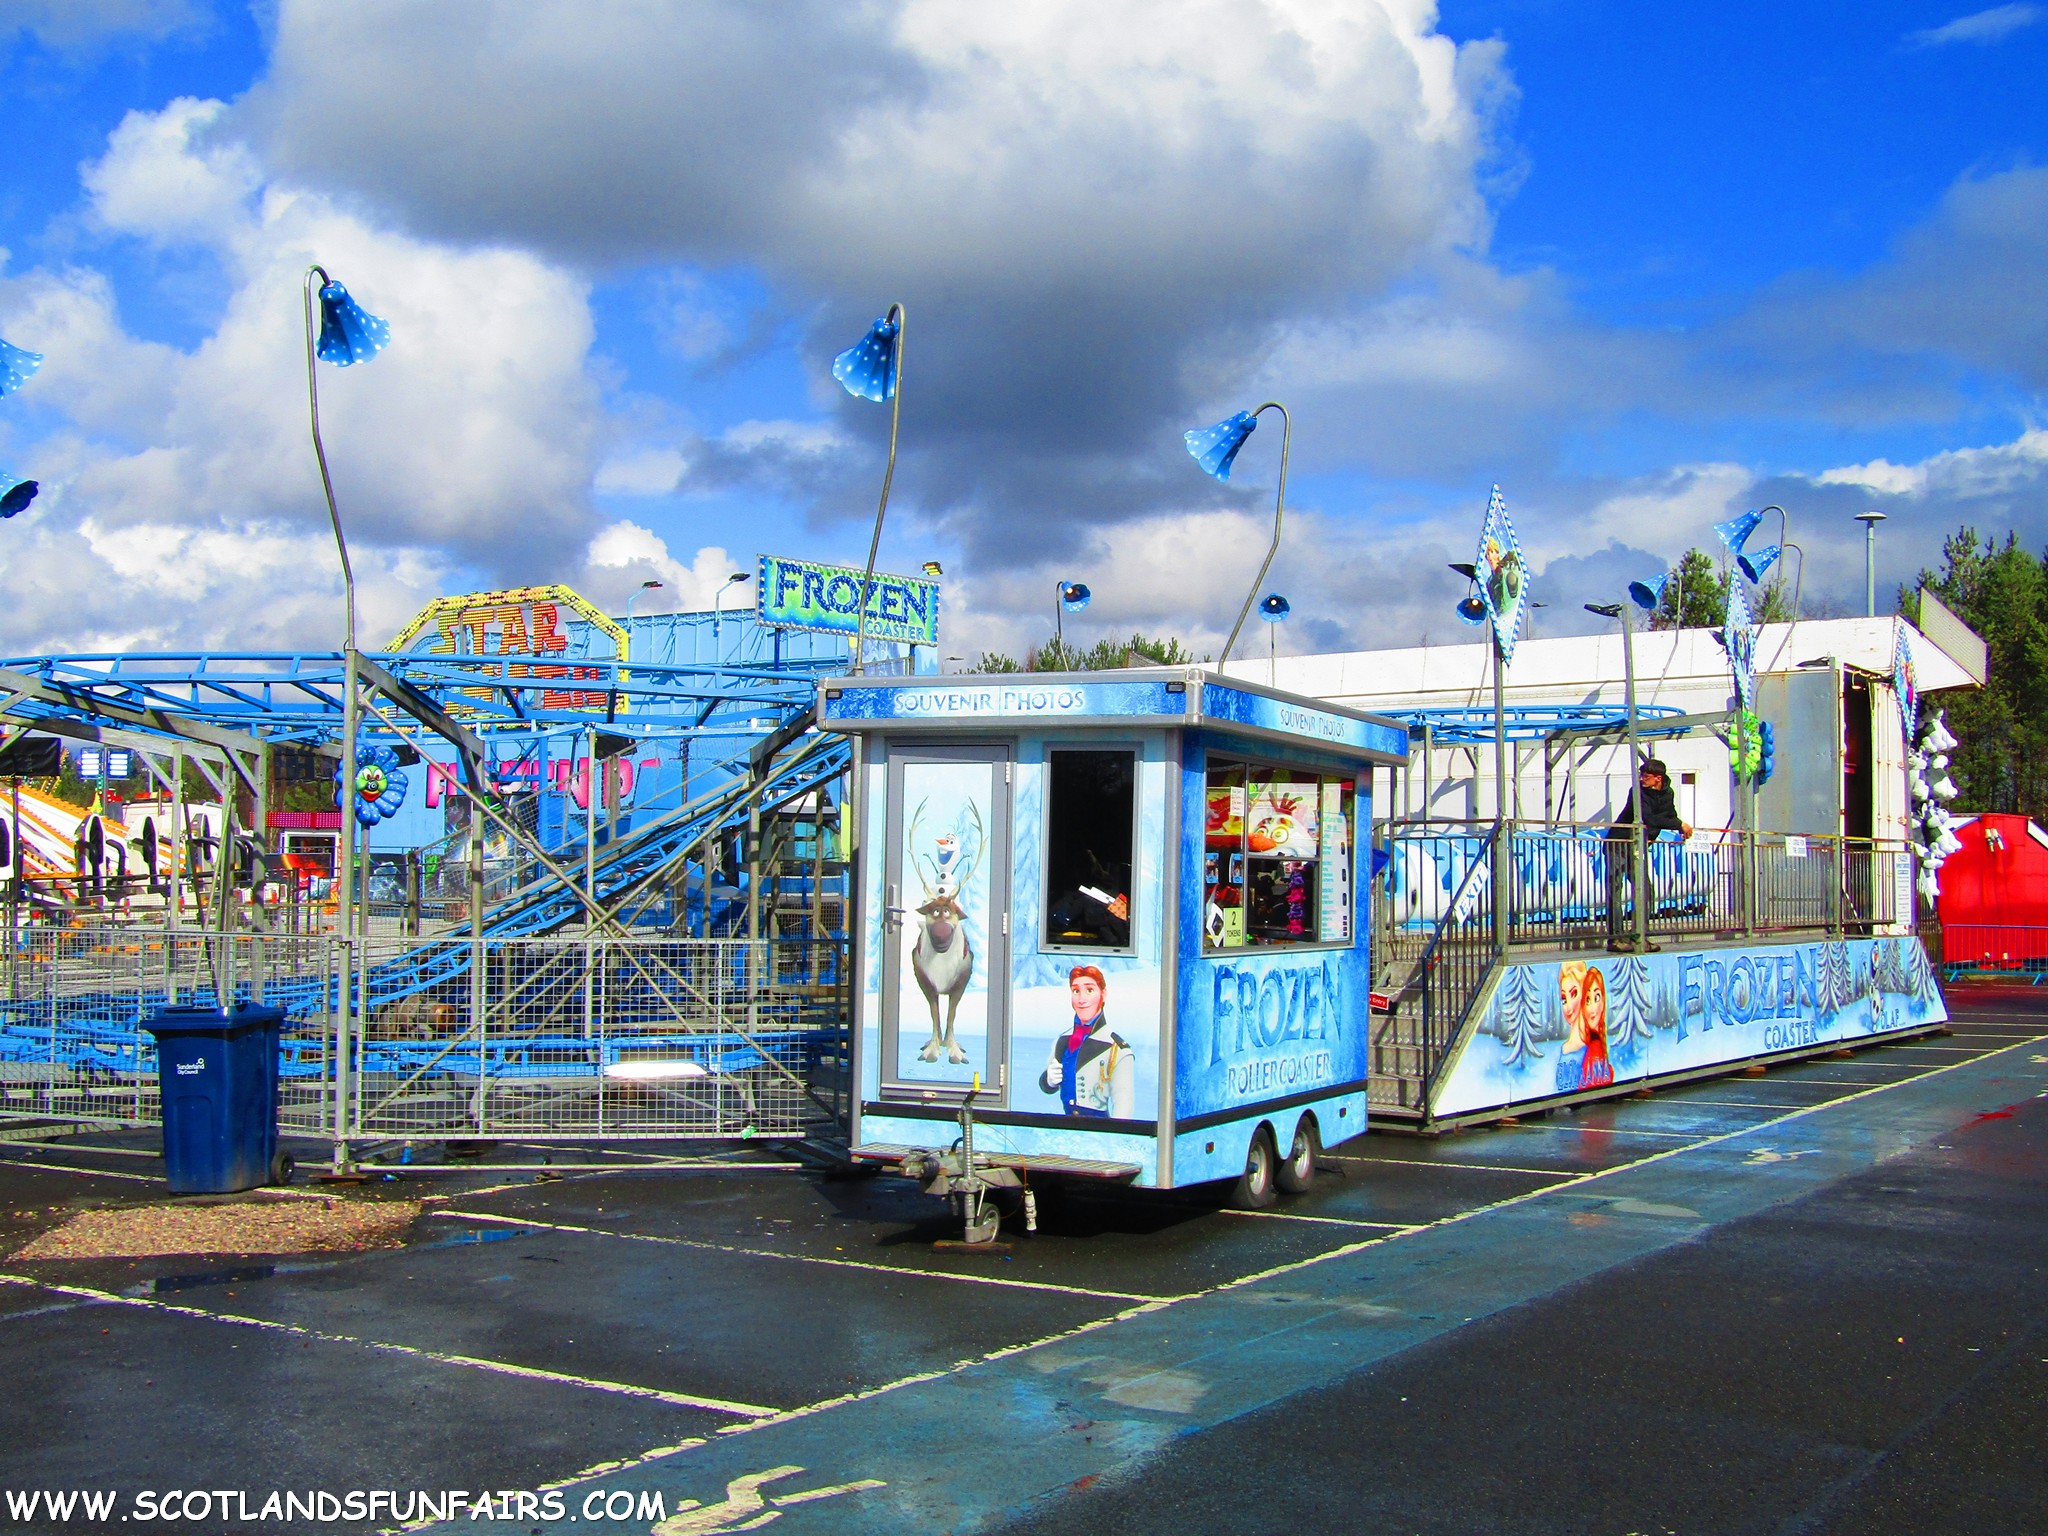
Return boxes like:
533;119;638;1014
1183;411;1259;481
1476;485;1529;666
1723;577;1757;706
314;281;390;367
1893;624;1920;743
832;314;900;403
0;337;43;397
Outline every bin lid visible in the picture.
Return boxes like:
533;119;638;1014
145;1003;288;1036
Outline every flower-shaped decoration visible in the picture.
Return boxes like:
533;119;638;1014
0;337;42;397
315;281;391;367
1184;411;1258;481
1259;593;1290;621
0;473;36;519
338;744;409;826
1713;510;1762;557
1738;543;1781;585
832;315;900;402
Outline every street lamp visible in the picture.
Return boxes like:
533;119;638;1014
626;579;663;619
713;571;751;660
833;306;905;674
1586;597;1649;952
1855;510;1888;617
1184;401;1290;666
1055;580;1091;659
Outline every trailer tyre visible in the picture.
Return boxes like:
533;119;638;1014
1276;1116;1320;1195
1228;1126;1279;1210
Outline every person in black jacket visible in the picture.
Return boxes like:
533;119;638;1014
1606;757;1691;952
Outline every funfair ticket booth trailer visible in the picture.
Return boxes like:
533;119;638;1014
821;669;1409;1231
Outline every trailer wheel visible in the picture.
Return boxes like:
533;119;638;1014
1276;1116;1320;1195
1228;1126;1279;1210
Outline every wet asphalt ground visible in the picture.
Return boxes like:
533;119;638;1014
0;985;2042;1534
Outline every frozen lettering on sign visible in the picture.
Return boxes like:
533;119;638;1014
1206;957;1342;1066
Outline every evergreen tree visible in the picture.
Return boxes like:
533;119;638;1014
1647;548;1731;631
1490;966;1546;1069
1907;528;2048;817
1605;954;1657;1057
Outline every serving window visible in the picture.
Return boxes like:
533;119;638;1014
1203;757;1354;950
1042;747;1137;951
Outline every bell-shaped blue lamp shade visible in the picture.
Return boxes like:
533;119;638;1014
1737;543;1781;584
1628;571;1668;611
1059;581;1092;613
1713;510;1761;556
1455;593;1489;625
1259;593;1290;622
832;315;900;403
1184;411;1258;481
0;473;38;519
315;281;390;367
0;337;43;397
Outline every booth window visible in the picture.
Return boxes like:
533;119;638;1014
1203;758;1354;949
1043;748;1137;950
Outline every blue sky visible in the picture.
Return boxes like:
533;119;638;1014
1;1;2044;662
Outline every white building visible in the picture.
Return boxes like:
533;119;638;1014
1224;615;1984;843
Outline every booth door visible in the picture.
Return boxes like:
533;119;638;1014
879;746;1012;1104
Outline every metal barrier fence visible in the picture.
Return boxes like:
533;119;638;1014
1938;924;2048;983
1383;821;1912;949
0;928;850;1150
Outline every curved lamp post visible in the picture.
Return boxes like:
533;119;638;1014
303;266;388;1174
833;305;905;675
713;571;751;660
1259;592;1289;686
1184;401;1290;667
626;579;663;619
1055;580;1091;658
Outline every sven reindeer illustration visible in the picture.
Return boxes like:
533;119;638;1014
905;798;985;1064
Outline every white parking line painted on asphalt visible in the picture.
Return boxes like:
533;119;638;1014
0;1272;781;1417
1218;1209;1424;1231
429;1209;1172;1303
1330;1157;1584;1178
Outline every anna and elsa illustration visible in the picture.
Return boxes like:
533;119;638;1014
1554;960;1616;1093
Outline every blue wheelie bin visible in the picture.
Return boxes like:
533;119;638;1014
145;1003;291;1194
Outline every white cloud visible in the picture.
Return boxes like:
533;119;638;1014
1818;428;2048;500
594;448;687;497
0;0;205;50
579;522;749;614
1906;4;2041;47
0;98;609;652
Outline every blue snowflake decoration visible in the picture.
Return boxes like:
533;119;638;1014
337;744;408;826
315;281;391;367
0;473;37;519
0;337;42;397
1184;411;1258;481
832;315;899;402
